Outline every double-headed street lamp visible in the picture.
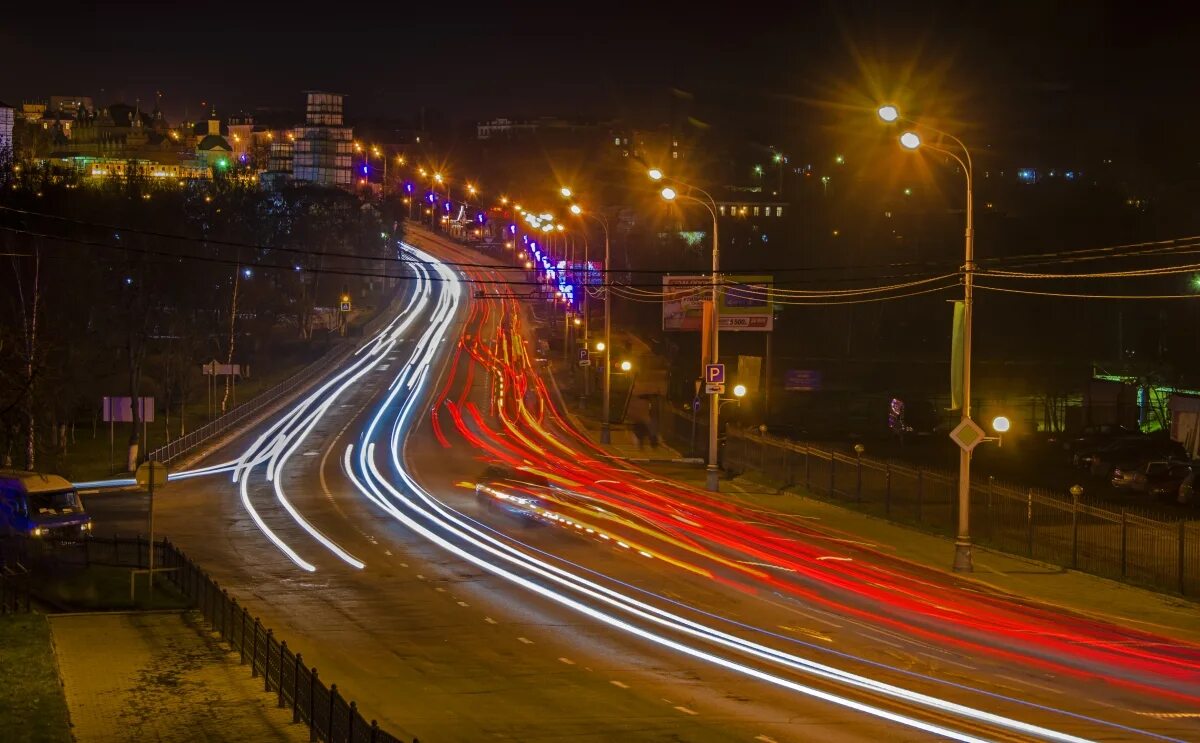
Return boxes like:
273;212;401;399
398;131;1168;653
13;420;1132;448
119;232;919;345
878;104;976;571
651;167;723;492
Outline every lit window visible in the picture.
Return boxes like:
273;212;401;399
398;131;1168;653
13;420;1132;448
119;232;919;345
753;206;760;216
614;137;620;145
672;151;678;159
776;206;783;217
718;205;725;215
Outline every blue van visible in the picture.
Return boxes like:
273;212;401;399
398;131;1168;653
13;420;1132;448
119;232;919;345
0;471;93;538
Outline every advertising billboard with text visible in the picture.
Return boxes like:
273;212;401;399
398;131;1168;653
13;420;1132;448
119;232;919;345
662;275;773;331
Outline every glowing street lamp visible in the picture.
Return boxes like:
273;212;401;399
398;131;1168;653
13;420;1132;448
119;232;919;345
660;186;677;201
619;360;632;372
733;384;747;398
877;102;977;572
570;204;582;215
992;416;1011;434
648;168;664;181
560;186;573;198
595;341;606;352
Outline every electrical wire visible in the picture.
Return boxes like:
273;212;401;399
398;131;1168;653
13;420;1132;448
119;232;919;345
974;284;1200;300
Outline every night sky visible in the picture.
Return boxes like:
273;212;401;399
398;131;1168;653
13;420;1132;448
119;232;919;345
2;2;1196;166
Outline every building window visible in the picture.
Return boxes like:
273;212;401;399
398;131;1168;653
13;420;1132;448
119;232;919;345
719;205;725;216
614;137;621;145
672;151;678;159
776;206;783;217
753;206;760;216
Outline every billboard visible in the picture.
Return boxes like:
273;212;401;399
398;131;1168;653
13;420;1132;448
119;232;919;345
663;275;773;332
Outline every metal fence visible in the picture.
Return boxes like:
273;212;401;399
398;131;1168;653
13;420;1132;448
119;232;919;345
0;535;407;743
0;562;29;613
662;408;1199;596
148;301;400;467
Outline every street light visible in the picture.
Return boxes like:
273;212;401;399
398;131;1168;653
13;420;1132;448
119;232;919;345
651;167;723;491
880;104;976;572
733;384;747;398
620;360;632;372
560;187;573;198
595;341;606;352
992;416;1010;433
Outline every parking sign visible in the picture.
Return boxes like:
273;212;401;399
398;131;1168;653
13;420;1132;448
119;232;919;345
705;363;725;384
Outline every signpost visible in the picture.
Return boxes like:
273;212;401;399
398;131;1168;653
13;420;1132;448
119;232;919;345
949;418;987;452
704;363;726;395
578;348;590;367
134;460;168;602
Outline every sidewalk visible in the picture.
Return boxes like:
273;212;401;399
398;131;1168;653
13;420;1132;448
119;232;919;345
50;611;306;742
550;366;1200;645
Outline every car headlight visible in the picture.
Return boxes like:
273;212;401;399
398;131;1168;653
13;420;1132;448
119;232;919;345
83;522;93;531
32;526;46;537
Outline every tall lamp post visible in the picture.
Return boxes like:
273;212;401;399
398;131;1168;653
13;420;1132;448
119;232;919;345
651;168;723;492
878;104;976;571
570;203;612;443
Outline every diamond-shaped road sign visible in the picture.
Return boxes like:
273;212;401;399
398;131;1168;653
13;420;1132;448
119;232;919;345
949;417;987;452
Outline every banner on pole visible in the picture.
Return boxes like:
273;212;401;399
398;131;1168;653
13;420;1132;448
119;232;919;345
950;301;965;411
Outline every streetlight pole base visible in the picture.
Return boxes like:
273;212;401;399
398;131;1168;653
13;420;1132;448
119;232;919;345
953;539;973;572
600;424;611;445
706;465;720;492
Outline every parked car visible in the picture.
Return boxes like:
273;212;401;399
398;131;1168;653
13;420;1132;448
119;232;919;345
0;470;92;538
1178;470;1198;507
1115;460;1196;501
1089;438;1188;479
1073;435;1146;469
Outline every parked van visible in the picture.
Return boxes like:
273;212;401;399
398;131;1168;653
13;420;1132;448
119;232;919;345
0;470;92;538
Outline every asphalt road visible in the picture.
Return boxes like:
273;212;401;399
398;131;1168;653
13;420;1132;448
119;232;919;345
84;228;1200;742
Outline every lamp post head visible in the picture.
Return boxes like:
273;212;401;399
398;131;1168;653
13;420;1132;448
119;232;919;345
733;384;747;398
595;341;606;352
620;360;632;372
560;187;572;198
877;105;900;123
434;172;444;183
570;204;582;215
556;224;564;232
660;186;677;201
992;416;1011;434
647;168;664;181
899;131;922;150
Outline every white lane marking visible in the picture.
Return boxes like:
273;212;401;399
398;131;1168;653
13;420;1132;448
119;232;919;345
416;574;426;579
435;586;446;593
484;617;497;625
400;562;408;567
517;637;533;644
558;657;575;665
917;651;977;671
755;736;779;743
610;680;629;689
674;706;698;716
302;451;319;456
457;601;469;607
994;674;1064;695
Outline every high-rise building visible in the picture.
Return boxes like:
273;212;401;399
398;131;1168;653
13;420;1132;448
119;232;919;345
292;91;352;188
0;101;14;169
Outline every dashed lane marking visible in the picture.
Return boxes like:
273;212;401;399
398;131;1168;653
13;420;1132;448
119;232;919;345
558;657;575;665
457;601;469;607
755;736;779;743
484;617;497;624
674;706;698;716
610;680;629;689
517;637;533;644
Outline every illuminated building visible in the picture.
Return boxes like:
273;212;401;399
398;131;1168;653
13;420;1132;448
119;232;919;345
292;91;353;188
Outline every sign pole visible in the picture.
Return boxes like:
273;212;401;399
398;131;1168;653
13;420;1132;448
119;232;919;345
147;460;155;604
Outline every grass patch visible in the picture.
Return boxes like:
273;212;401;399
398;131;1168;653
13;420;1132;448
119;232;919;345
0;613;72;743
34;564;191;612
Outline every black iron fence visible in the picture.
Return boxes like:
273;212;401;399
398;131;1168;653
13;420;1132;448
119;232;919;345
0;535;408;743
0;562;30;613
662;408;1199;596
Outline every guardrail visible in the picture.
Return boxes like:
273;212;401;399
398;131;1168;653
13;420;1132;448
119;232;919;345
148;300;400;467
1;535;409;743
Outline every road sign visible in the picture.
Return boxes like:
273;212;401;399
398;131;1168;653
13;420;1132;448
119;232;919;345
578;348;589;362
949;418;987;452
135;460;168;488
340;301;352;312
705;363;725;384
705;382;725;395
